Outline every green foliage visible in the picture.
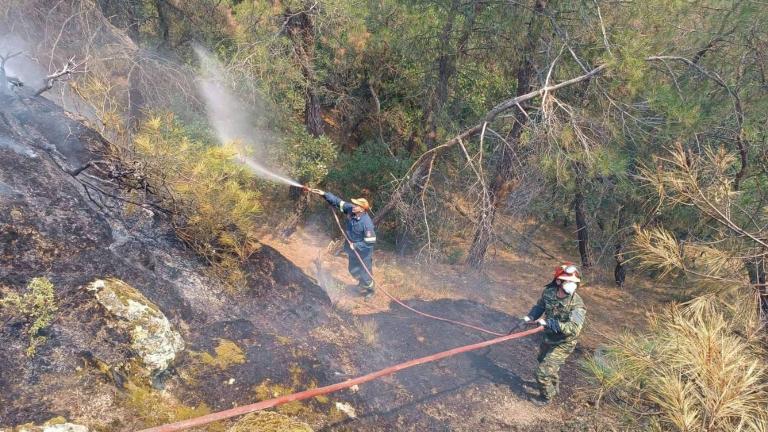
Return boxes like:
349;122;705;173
132;114;263;289
327;141;412;206
0;277;58;357
284;126;338;186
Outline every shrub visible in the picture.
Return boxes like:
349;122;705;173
283;125;338;188
0;277;58;356
326;140;412;209
584;294;768;431
131;113;263;289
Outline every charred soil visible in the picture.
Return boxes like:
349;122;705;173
0;94;658;431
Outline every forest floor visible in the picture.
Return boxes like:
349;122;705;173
262;213;673;430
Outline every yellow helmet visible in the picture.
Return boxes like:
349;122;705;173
350;198;371;210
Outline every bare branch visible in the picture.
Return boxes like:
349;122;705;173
374;64;608;224
0;51;23;68
34;56;87;96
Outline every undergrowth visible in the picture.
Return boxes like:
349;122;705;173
129;113;263;289
0;277;58;356
584;293;768;431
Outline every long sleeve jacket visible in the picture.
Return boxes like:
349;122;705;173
527;282;586;344
323;192;377;252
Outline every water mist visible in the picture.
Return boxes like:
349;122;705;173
193;46;302;188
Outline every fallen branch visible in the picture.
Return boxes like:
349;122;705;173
374;63;608;224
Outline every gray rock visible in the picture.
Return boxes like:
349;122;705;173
87;278;185;374
6;420;88;432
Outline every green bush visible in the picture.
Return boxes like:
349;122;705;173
131;113;263;289
1;277;58;356
283;126;338;187
326;140;412;208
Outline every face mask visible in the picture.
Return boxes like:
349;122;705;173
562;281;577;295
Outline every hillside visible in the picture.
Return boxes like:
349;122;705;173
0;89;616;431
2;1;767;431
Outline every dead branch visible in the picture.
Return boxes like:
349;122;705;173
0;51;23;68
374;63;608;225
646;55;748;191
34;56;87;96
0;51;24;96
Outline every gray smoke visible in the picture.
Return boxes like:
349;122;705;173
0;35;46;92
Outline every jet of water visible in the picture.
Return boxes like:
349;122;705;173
237;155;303;188
194;45;302;188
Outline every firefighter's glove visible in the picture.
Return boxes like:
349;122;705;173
545;319;561;333
522;316;537;326
349;242;355;250
309;188;325;196
536;318;547;327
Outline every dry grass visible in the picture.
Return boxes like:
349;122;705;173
584;293;768;431
0;277;58;356
354;318;378;345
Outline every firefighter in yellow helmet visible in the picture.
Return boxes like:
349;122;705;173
310;189;376;298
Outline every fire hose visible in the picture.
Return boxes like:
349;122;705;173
135;189;544;432
327;208;506;336
137;326;543;432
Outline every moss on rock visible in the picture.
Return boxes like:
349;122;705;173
87;278;184;375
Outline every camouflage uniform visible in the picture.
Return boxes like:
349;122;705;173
527;281;586;401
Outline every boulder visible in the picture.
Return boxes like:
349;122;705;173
87;278;184;374
4;417;88;432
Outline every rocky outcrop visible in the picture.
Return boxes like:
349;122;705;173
87;278;184;375
0;93;345;429
2;418;89;432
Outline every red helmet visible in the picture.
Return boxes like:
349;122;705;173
554;263;581;283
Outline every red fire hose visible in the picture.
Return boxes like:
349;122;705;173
136;192;542;432
327;209;506;337
137;326;543;432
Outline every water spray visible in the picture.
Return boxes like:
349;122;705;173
235;154;305;188
194;45;307;190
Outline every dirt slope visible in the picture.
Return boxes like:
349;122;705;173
0;92;658;431
263;217;667;430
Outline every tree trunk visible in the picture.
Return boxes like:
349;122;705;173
465;64;532;268
422;0;460;151
465;0;546;268
746;255;768;321
573;188;591;268
614;208;626;287
410;0;480;249
287;5;323;137
305;90;324;137
281;4;322;238
154;0;170;49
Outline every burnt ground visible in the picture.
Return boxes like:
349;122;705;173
0;93;359;430
0;91;656;431
262;216;672;431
